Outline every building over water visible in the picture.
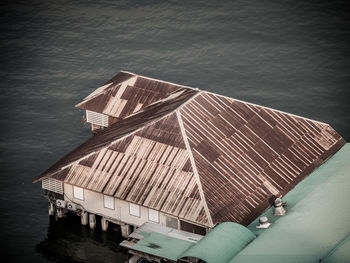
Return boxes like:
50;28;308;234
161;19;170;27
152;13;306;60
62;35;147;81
33;71;345;237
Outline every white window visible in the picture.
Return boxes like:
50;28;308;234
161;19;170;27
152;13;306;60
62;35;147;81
129;203;140;217
86;110;109;127
73;186;84;200
104;195;115;210
148;208;159;223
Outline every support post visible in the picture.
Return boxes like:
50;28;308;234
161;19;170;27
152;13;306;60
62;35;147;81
121;224;131;238
57;208;64;218
89;213;96;229
101;217;109;231
81;211;88;226
49;202;55;216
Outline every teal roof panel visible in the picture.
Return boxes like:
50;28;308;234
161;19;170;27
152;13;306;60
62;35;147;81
132;232;193;261
232;143;350;263
180;222;256;263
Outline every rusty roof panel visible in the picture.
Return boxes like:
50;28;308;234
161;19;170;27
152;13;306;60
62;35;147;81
36;88;198;181
36;73;345;229
104;71;134;85
180;92;345;226
76;71;193;119
36;90;209;226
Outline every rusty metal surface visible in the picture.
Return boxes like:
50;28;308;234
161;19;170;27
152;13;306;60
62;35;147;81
36;88;208;225
36;74;346;227
76;71;192;119
179;92;345;226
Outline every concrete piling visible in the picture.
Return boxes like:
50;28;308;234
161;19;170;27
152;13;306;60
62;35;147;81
57;208;64;218
89;213;96;229
49;202;55;216
101;217;109;231
81;211;88;226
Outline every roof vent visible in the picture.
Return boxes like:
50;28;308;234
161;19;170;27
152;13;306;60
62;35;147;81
256;216;271;229
273;198;286;216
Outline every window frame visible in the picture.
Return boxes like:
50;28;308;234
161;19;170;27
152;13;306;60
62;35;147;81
148;208;159;223
103;195;115;210
129;203;140;217
73;186;84;200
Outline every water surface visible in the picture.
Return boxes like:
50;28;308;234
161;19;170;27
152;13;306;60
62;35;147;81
0;0;349;262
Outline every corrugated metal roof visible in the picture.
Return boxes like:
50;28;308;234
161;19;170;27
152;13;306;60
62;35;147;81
233;143;350;263
180;222;255;263
76;71;194;119
179;92;345;225
36;88;208;225
35;72;346;227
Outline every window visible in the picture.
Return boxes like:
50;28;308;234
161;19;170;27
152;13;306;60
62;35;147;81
73;186;84;200
104;195;114;210
148;209;159;223
129;203;140;217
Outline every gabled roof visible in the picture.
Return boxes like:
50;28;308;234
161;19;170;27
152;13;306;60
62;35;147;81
35;72;345;227
76;71;194;119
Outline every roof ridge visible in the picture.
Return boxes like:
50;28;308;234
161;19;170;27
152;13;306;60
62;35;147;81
176;109;214;227
75;75;137;108
120;70;198;91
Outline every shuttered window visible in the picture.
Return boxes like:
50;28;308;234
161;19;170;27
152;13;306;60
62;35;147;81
148;209;159;223
129;203;140;217
86;110;109;127
104;195;114;210
42;178;63;195
73;186;84;200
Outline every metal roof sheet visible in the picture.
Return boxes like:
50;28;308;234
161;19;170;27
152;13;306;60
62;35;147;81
180;222;255;263
232;143;350;263
35;72;345;227
76;71;194;119
123;222;255;263
179;92;345;225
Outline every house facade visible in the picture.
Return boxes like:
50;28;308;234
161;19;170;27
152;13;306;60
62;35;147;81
34;71;345;236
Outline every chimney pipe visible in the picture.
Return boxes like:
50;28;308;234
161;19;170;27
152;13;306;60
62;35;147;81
274;198;286;216
256;216;271;228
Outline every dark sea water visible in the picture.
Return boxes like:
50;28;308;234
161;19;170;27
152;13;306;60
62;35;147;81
0;0;349;262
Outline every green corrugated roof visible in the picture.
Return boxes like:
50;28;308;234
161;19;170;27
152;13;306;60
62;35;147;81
131;222;255;263
179;222;256;263
322;234;350;263
231;143;350;263
132;232;193;261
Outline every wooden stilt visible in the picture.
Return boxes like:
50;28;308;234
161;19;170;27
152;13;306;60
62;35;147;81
121;224;131;238
81;211;88;226
89;213;96;229
57;208;64;218
49;202;55;216
101;217;108;231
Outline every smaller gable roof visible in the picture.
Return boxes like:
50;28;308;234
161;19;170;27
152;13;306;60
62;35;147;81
76;71;194;119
